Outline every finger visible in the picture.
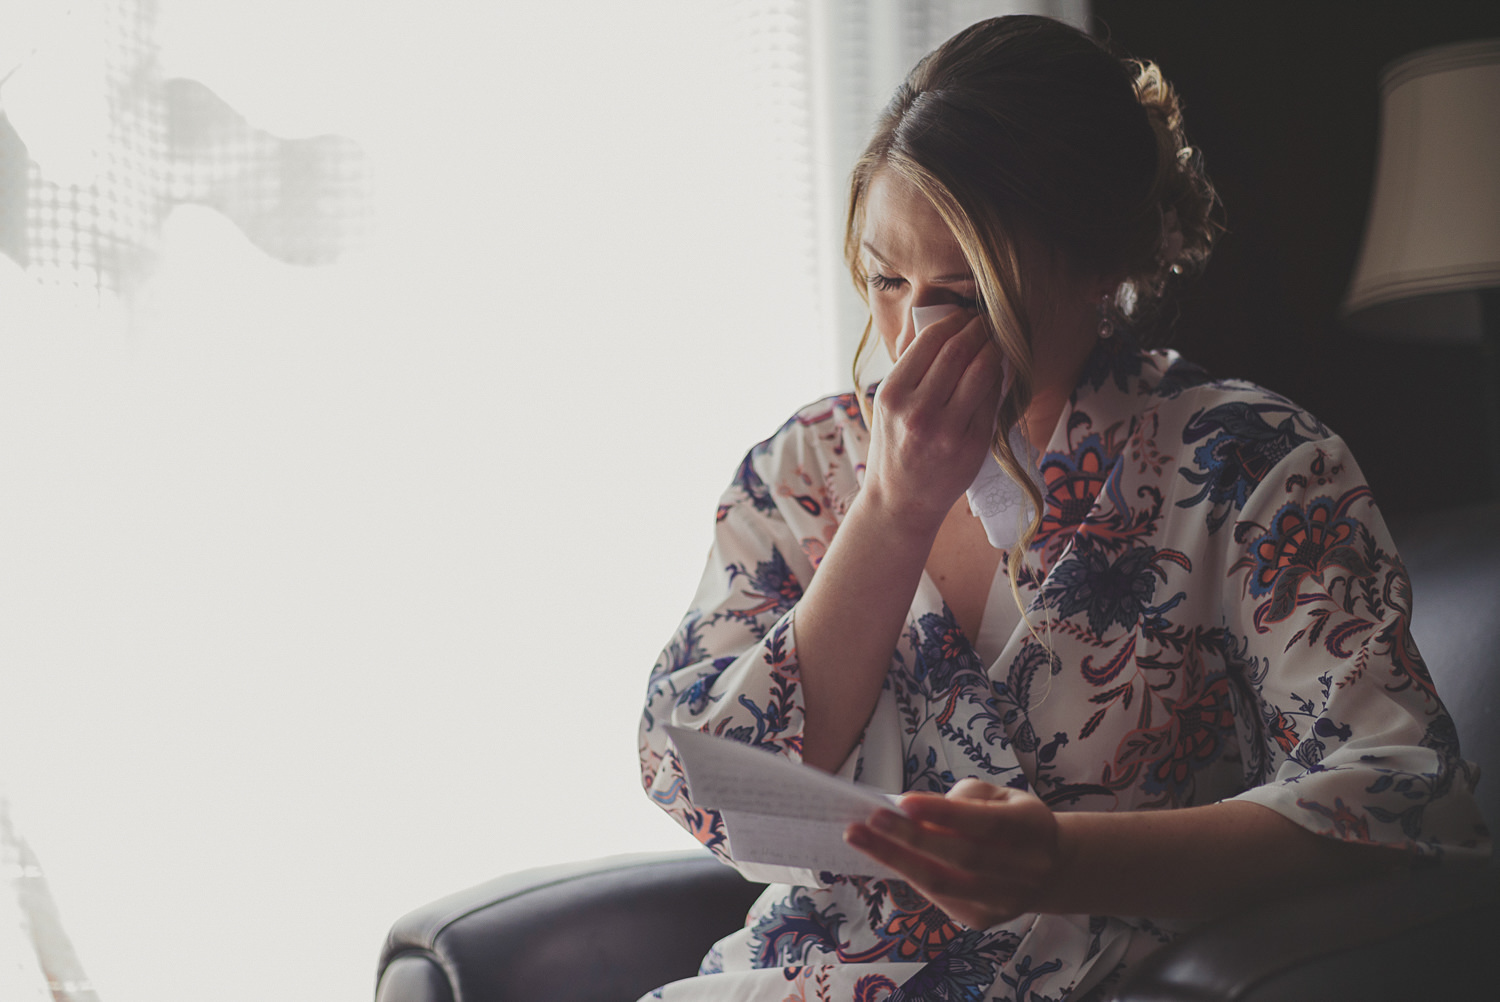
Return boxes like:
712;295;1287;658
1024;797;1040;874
897;780;1011;814
862;808;992;871
919;318;996;404
845;820;968;888
886;318;996;433
946;338;1006;426
898;792;1022;841
884;310;980;396
844;822;1006;905
950;777;1012;801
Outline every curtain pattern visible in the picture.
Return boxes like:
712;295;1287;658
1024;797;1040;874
0;0;367;304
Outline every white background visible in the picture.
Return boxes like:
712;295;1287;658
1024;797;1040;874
0;3;836;1001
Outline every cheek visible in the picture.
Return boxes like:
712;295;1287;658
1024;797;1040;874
871;299;903;359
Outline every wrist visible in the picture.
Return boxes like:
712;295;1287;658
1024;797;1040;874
1039;810;1088;915
852;477;950;547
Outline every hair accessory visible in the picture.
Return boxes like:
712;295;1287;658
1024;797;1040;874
1160;206;1185;274
1097;293;1115;339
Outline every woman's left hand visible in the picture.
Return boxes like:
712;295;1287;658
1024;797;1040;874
844;778;1063;929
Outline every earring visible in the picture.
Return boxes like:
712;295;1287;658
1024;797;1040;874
1097;293;1115;339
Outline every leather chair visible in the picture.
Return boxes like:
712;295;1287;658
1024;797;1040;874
374;853;763;1002
375;502;1499;1002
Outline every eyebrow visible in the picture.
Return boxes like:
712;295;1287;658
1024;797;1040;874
861;241;974;284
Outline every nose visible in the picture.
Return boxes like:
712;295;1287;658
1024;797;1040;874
894;310;917;358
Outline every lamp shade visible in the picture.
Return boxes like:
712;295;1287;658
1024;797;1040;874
1343;39;1500;342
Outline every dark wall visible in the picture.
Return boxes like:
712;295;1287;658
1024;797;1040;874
1091;1;1500;518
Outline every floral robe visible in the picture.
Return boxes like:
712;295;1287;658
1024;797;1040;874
637;337;1489;1001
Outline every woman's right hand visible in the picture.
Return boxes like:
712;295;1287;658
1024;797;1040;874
862;309;1006;533
793;309;1001;772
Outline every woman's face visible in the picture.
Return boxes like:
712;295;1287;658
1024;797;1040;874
858;170;1104;405
859;171;980;362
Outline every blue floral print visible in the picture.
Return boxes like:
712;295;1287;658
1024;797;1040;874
638;338;1488;1001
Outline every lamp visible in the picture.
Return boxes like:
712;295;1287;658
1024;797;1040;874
1342;38;1500;493
1344;38;1500;340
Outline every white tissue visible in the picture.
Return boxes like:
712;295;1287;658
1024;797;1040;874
910;304;1038;550
909;303;964;337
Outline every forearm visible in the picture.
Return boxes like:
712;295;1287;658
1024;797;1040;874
796;484;939;772
1047;799;1412;920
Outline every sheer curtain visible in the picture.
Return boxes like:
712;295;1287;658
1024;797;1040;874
0;3;1085;1001
1;4;826;1002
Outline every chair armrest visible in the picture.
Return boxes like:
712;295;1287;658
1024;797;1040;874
1115;864;1500;1001
375;850;765;1002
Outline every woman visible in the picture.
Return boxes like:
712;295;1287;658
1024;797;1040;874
639;16;1488;1001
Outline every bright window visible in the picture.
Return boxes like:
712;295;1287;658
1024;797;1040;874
1;3;829;1001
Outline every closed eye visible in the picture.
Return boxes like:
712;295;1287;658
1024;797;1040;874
867;272;982;311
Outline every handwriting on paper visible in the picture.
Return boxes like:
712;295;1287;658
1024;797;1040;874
667;726;905;879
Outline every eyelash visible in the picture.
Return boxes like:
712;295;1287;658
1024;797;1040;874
868;273;983;311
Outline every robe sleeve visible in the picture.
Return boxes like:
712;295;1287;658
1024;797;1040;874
638;439;819;879
1221;436;1489;862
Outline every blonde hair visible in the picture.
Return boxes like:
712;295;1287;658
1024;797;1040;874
846;15;1220;625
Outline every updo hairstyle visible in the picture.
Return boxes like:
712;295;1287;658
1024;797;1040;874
846;14;1220;602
